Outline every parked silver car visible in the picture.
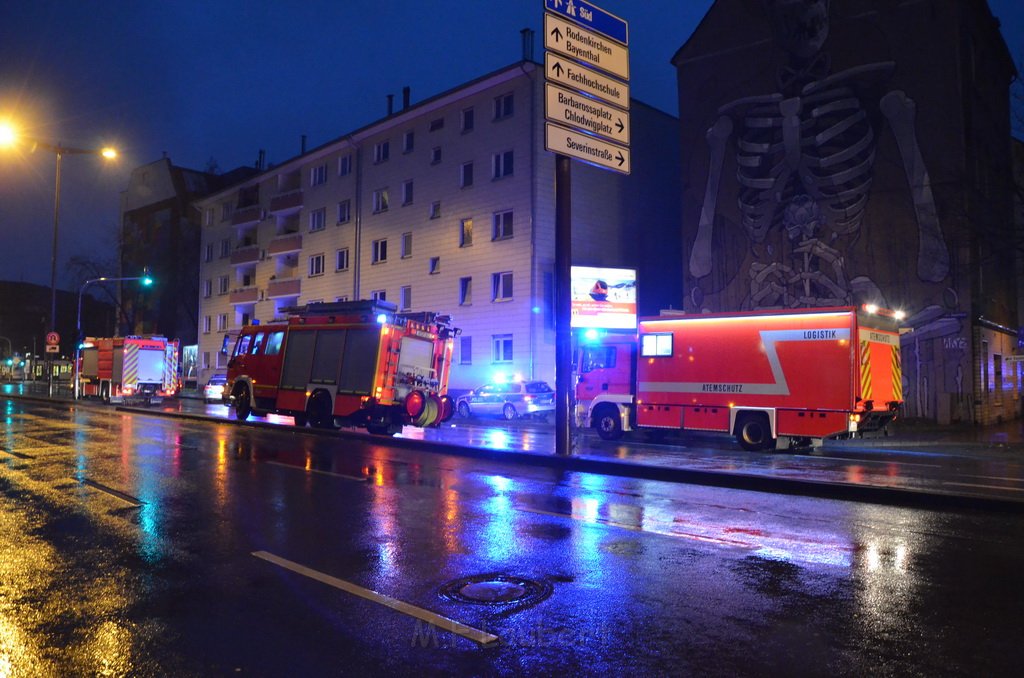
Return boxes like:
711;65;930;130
456;381;555;421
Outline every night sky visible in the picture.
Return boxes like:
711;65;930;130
1;0;1020;290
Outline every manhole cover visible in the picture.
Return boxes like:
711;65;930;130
439;574;552;605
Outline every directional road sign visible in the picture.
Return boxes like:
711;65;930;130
544;52;629;109
46;331;60;345
545;83;629;145
45;345;59;353
544;13;629;81
543;0;628;45
545;122;630;174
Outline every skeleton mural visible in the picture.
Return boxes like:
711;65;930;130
689;0;950;310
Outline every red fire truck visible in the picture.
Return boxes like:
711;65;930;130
78;336;180;404
575;305;903;450
226;300;458;435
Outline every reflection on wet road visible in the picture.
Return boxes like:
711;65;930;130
1;396;1023;674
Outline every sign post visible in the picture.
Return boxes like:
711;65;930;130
543;0;629;456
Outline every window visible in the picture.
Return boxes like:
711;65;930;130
641;333;673;357
401;232;412;258
493;93;514;120
372;238;388;264
202;351;210;368
203;279;212;298
221;203;232;220
218;276;229;295
204;208;214;227
430;147;442;165
459;276;472;305
374;140;390;163
492;210;513;240
403;130;415;153
429;117;444;132
400;286;412;311
492;334;512;363
460;162;474;188
309;207;326;232
217;313;228;331
492;150;514;179
265;331;284;355
461;107;475;132
338;154;352;176
309;253;325;277
430;201;441;219
204;243;213;262
203;316;211;334
371;289;386;302
337;199;351;224
460;218;473;247
373;188;389;213
402;180;414;206
492;271;513;301
336;248;350;271
220;239;231;258
459;336;472;365
429;257;440;275
310;164;327;186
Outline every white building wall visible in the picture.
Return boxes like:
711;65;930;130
196;61;681;393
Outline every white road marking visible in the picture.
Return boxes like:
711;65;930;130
77;478;144;506
265;461;367;482
251;550;499;647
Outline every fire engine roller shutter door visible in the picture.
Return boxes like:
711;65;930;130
280;331;317;390
311;330;345;385
337;328;380;394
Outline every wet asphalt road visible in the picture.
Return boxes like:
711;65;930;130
2;396;1024;676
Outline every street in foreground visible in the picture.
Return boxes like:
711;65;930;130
1;396;1022;675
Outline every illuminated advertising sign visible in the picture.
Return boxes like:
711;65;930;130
570;265;636;329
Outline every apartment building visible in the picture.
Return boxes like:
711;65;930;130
196;60;681;392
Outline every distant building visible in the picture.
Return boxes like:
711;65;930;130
674;0;1017;424
0;280;113;362
119;157;258;344
195;59;681;390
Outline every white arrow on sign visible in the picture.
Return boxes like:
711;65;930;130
545;83;629;145
544;13;629;81
544;51;629;109
545;122;630;175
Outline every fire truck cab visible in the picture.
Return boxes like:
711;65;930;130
226;300;458;435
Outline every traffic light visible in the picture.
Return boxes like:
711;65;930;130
142;267;154;286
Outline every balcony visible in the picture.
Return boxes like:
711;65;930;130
267;232;302;256
266;277;301;299
229;287;259;305
230;245;261;265
269;189;304;215
231;204;262;226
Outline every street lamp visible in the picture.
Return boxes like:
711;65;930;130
74;272;154;399
0;120;118;395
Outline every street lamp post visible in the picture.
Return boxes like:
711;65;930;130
74;272;153;399
0;123;117;396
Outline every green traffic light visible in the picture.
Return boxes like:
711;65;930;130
142;276;154;286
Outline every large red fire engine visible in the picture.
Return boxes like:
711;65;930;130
78;336;180;404
575;306;903;450
226;300;458;435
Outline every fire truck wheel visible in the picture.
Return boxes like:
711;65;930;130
234;384;252;421
736;413;774;452
439;395;455;422
502;403;518;420
594;405;623;441
308;391;335;429
101;384;110;404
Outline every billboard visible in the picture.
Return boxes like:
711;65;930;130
570;266;637;329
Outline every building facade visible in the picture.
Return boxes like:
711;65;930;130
674;0;1018;424
195;60;681;392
